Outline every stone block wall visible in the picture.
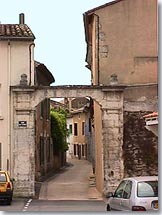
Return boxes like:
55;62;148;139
123;111;158;177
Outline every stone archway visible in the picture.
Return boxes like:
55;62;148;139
11;84;125;197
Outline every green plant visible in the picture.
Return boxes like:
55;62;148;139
50;108;69;153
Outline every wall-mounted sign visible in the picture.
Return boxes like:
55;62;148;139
18;121;27;127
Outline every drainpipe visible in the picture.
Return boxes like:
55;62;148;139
95;14;100;85
7;40;11;172
29;43;35;86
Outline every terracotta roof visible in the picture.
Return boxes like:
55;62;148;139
143;112;158;118
0;24;35;40
35;61;55;85
84;0;124;15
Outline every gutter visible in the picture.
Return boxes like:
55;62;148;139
96;14;100;85
0;37;35;41
29;43;35;86
83;12;100;85
7;40;11;172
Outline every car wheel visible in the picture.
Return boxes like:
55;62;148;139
107;204;111;211
7;199;11;205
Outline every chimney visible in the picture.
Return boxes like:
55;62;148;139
19;13;25;24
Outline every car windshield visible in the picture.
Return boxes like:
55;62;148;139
0;173;7;182
137;180;158;197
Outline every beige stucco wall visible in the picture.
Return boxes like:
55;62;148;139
0;40;34;172
0;42;9;170
10;41;35;86
94;102;103;193
92;15;99;85
73;112;86;144
66;117;73;159
93;0;158;85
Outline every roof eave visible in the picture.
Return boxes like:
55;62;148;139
35;61;55;85
84;0;124;15
0;36;35;41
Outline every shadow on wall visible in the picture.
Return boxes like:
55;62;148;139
123;111;158;177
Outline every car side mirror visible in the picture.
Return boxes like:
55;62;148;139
106;192;114;198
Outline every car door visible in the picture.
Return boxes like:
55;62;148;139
121;180;133;211
110;180;127;211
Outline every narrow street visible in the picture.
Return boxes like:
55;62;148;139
39;158;102;200
0;158;106;212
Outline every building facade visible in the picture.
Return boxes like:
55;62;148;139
84;0;158;194
34;62;55;181
0;14;35;173
0;14;56;195
66;97;94;161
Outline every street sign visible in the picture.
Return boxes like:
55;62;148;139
18;121;27;127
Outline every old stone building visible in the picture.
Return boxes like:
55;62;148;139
34;61;55;181
83;0;158;194
66;97;93;160
0;13;56;196
0;14;35;175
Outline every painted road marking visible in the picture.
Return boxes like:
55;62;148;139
22;198;32;211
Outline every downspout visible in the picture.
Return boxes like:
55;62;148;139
29;43;35;86
95;14;100;85
7;40;11;172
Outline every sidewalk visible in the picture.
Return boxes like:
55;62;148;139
87;172;103;200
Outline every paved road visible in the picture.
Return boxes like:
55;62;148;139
0;158;106;212
39;158;100;200
0;199;106;212
26;199;106;212
0;198;27;212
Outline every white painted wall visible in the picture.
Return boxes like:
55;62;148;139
66;117;73;159
0;40;35;172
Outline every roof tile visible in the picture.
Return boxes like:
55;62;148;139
0;24;35;40
143;112;158;118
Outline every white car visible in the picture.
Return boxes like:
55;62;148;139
106;176;158;211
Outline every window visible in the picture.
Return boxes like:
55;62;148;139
137;181;158;197
46;98;50;120
74;123;78;136
114;180;127;198
40;101;44;118
82;145;85;156
40;137;44;165
74;144;77;155
46;137;50;162
123;180;132;199
89;118;91;132
69;124;72;134
0;173;6;182
82;122;85;135
40;98;50;120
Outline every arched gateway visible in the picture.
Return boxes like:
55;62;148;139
11;84;126;197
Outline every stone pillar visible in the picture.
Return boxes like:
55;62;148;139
101;89;124;194
12;88;35;197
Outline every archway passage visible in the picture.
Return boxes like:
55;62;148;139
38;158;98;200
11;84;126;197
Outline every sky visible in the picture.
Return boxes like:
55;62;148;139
0;0;161;86
0;0;113;86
